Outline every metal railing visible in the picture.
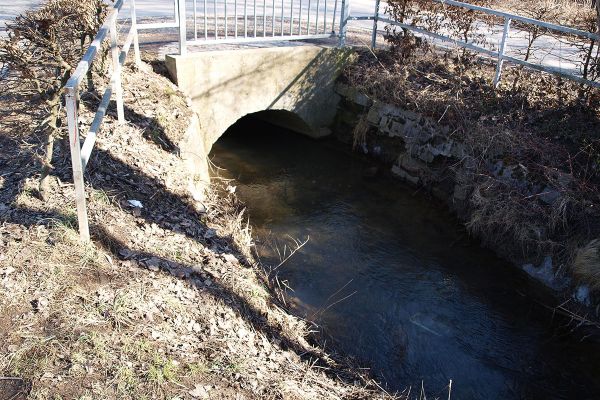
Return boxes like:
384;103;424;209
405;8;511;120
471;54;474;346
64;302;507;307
65;0;142;241
352;0;600;88
185;0;344;45
132;0;346;50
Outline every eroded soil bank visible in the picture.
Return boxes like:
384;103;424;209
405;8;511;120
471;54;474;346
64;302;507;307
0;60;394;399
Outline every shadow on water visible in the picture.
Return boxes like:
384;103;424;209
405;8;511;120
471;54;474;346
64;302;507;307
210;114;600;400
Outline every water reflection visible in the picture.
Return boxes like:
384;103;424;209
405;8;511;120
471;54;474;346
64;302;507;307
210;114;600;400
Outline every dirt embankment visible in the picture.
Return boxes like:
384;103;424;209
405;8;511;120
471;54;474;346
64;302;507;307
0;59;396;399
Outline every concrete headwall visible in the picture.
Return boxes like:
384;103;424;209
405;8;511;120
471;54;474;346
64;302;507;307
165;45;353;198
166;45;354;150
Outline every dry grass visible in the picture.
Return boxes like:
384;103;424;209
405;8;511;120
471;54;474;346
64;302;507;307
343;45;600;291
574;240;600;290
0;57;399;399
352;115;370;151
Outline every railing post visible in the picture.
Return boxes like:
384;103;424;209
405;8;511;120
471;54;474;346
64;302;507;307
338;0;348;47
66;89;90;242
109;18;125;123
130;0;142;67
174;0;179;25
371;0;380;49
332;0;338;34
178;0;187;55
493;17;511;88
194;0;198;40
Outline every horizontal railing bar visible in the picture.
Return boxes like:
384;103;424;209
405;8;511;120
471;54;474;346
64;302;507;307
502;54;600;88
379;17;497;57
80;86;113;169
348;15;374;21
434;0;600;41
379;17;600;88
187;32;335;45
137;21;180;29
65;0;124;91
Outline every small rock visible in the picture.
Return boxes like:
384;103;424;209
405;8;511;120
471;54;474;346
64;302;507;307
38;297;49;308
538;186;560;205
222;253;238;265
151;330;162;340
171;268;188;279
574;285;591;306
189;384;210;399
127;199;143;208
203;229;216;239
119;248;134;259
0;266;15;276
145;257;162;272
195;202;207;213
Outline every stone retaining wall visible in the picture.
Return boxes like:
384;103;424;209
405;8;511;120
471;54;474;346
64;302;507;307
333;82;471;216
331;82;582;297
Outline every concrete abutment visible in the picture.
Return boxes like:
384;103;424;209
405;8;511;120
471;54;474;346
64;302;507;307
165;45;354;199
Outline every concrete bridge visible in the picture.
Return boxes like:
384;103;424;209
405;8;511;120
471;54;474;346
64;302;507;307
164;45;354;194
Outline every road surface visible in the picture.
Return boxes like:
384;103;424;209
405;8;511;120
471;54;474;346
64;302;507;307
0;0;589;78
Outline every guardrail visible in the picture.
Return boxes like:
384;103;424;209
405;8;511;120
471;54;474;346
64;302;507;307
351;0;600;88
65;0;143;241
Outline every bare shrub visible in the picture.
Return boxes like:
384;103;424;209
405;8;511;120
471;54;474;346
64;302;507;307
503;0;561;89
384;0;444;57
563;6;600;97
0;0;108;200
385;0;497;59
442;0;497;47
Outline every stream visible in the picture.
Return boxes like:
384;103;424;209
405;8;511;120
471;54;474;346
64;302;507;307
209;114;600;399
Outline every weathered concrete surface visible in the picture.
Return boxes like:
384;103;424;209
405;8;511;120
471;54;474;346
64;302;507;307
165;45;353;201
165;45;354;151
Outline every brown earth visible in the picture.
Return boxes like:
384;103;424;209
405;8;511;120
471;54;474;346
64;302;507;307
0;57;398;399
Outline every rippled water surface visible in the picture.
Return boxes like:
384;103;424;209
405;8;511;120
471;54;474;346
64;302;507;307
210;115;600;399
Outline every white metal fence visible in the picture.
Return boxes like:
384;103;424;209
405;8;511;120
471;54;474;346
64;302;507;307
186;0;341;44
359;0;600;88
65;0;142;241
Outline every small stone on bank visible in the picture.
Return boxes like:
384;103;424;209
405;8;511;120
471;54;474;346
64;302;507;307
189;384;210;399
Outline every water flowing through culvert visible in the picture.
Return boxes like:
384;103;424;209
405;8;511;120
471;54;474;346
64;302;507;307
209;115;600;400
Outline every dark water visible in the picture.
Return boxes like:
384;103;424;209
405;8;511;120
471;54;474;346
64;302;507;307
210;115;600;400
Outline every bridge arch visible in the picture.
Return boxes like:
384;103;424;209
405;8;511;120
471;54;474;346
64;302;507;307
166;45;353;199
223;109;314;140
